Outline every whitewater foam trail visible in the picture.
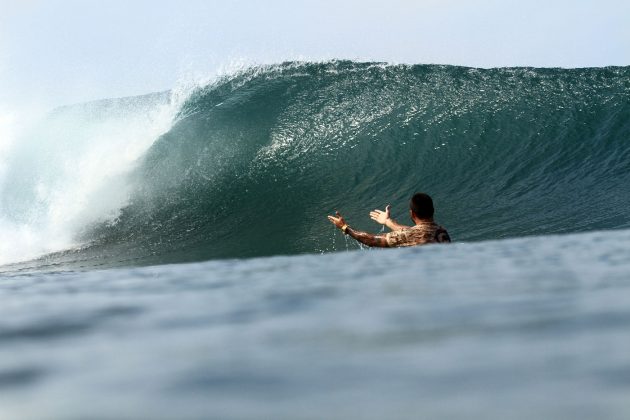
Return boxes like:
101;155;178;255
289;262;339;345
0;91;187;265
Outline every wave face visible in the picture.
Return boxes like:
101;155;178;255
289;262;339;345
3;61;630;267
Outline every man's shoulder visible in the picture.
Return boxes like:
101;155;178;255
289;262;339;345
434;225;451;243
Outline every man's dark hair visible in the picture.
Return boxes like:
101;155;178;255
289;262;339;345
410;193;434;219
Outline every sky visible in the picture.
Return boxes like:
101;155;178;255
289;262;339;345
0;0;629;110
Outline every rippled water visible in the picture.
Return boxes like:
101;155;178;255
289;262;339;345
1;229;630;419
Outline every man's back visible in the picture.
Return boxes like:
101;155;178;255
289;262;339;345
385;221;451;247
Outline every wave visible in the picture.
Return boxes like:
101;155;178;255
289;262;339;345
0;92;178;265
2;61;630;267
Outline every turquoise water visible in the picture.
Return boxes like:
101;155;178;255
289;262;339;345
1;61;630;418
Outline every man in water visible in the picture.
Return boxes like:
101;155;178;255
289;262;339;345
327;192;451;247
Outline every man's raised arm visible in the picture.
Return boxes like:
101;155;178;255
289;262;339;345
327;211;390;248
370;205;411;231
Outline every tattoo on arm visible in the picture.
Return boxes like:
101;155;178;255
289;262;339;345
347;227;390;248
385;218;411;231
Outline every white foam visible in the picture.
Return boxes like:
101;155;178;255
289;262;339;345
0;89;195;266
0;111;17;187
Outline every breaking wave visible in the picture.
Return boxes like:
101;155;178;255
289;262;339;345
2;61;629;268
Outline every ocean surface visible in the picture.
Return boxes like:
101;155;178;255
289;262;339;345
1;61;630;419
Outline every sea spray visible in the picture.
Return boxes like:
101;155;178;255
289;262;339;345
0;93;179;264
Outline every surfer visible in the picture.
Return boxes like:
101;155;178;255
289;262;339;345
327;193;451;247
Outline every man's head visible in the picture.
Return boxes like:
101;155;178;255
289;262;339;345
409;193;434;220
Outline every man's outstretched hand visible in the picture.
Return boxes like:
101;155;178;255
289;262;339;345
327;211;347;229
370;205;391;225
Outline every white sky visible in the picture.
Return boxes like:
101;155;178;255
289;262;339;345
1;0;629;110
